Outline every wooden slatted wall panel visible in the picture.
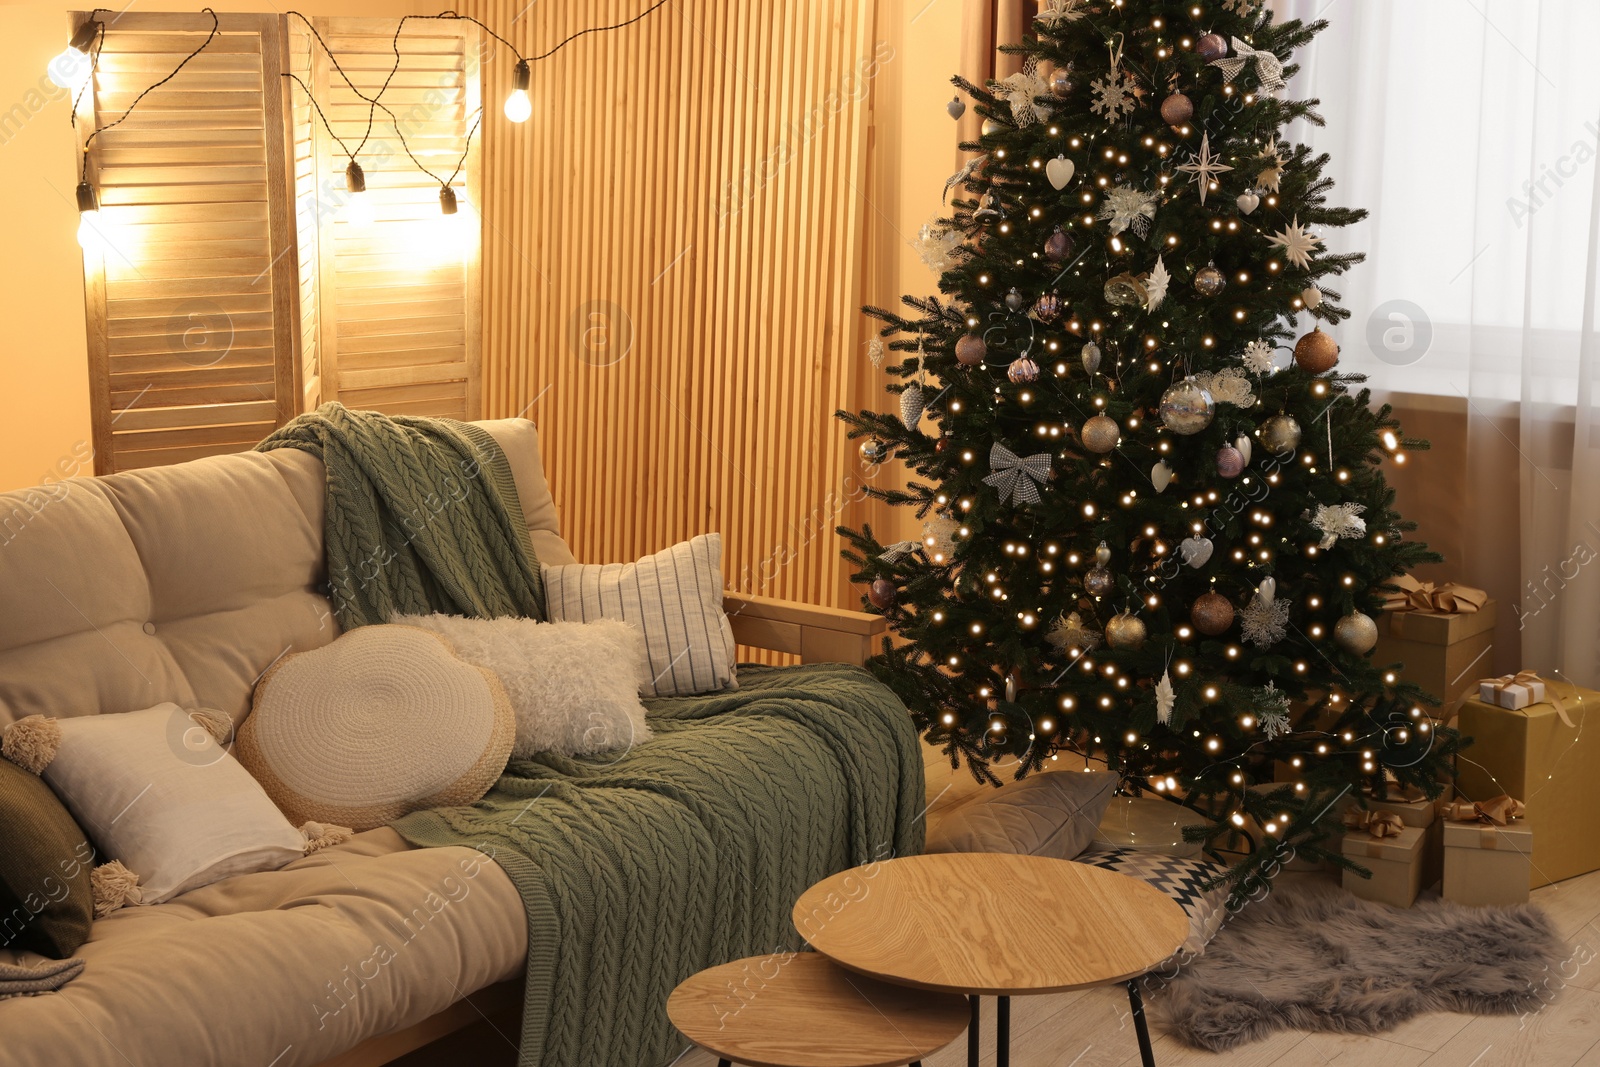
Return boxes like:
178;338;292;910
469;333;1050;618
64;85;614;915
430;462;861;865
81;12;300;473
288;23;322;412
290;18;482;421
461;0;877;613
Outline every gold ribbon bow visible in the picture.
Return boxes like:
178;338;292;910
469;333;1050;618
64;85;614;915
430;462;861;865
1380;574;1488;615
1443;794;1526;826
1364;769;1426;804
1342;809;1406;839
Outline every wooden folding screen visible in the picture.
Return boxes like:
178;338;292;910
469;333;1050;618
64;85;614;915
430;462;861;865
79;12;298;474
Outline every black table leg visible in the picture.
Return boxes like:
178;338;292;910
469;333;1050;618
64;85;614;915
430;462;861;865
716;1061;730;1067
1126;980;1155;1067
996;995;1010;1067
967;995;980;1067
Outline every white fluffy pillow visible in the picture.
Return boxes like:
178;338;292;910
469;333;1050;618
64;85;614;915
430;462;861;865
396;615;653;759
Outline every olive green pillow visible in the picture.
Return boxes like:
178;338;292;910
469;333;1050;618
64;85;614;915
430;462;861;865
0;757;96;958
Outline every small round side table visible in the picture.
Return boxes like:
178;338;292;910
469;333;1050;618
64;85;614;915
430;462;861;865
667;953;969;1067
792;853;1189;1067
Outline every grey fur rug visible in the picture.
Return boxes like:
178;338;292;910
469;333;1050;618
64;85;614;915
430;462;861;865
1157;879;1569;1051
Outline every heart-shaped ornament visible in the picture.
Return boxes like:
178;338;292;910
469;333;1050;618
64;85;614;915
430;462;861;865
1180;537;1214;569
1234;434;1252;465
1046;155;1075;191
1236;189;1260;215
1151;461;1173;493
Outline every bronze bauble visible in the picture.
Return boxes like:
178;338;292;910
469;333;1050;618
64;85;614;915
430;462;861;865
1080;413;1121;453
1294;328;1340;374
955;333;987;366
1044;227;1073;262
1259;413;1303;454
1194;264;1227;297
868;579;896;609
1049;67;1074;97
1008;357;1040;383
1159;92;1194;126
1191;591;1236;635
1333;611;1379;655
1105;612;1148;651
1196;33;1228;61
1083;566;1116;597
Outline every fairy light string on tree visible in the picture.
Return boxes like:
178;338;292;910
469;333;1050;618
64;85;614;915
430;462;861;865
838;0;1459;900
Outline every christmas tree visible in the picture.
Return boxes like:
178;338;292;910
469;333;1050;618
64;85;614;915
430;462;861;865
839;0;1460;895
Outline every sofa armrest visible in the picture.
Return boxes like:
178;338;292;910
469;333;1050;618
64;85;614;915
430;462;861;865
723;593;887;667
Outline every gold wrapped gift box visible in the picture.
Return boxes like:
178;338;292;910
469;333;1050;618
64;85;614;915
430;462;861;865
1374;592;1497;706
1455;679;1600;888
1442;819;1533;906
1341;824;1427;908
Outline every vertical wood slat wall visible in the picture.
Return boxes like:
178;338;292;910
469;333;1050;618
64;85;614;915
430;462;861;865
461;0;878;613
288;18;483;420
80;12;300;473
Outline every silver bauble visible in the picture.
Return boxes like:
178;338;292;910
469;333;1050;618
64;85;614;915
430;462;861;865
1080;413;1121;453
1194;264;1227;297
859;439;889;465
1049;68;1074;97
1334;611;1379;655
1104;612;1148;651
1259;413;1303;454
1080;341;1102;374
1159;377;1216;435
1084;566;1116;597
981;118;1004;137
1005;287;1025;312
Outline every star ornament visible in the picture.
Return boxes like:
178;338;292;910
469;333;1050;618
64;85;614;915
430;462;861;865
1268;216;1322;270
1176;134;1233;205
1036;0;1087;30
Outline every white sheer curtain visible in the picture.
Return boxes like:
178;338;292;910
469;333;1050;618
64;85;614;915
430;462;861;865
1272;0;1600;685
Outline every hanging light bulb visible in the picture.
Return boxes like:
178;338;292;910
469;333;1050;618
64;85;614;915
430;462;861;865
439;185;459;215
503;59;532;123
342;160;373;227
49;18;100;92
75;180;104;253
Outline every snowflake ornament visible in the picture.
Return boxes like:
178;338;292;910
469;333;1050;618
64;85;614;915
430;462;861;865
1046;611;1101;653
997;69;1052;127
1145;255;1171;311
1036;0;1087;29
915;222;964;276
1312;503;1367;550
1241;578;1290;648
1090;69;1139;122
1193;367;1255;407
1256;683;1292;740
1098;185;1159;238
1268;216;1322;270
1241;339;1277;376
1155;669;1176;726
1176;134;1234;205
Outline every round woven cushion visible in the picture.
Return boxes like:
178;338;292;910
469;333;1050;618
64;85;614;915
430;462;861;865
238;625;514;830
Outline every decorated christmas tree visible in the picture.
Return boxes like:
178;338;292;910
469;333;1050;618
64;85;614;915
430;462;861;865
839;0;1460;894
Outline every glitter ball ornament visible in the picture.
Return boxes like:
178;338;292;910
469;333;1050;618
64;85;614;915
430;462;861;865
1080;341;1102;374
1008;357;1040;383
868;579;897;609
1104;272;1149;307
1105;612;1148;651
946;96;966;120
1033;292;1062;322
1197;33;1228;61
1081;413;1121;453
1259;413;1303;454
1045;227;1073;262
1294;328;1340;374
1049;67;1074;97
1159;92;1194;126
1191;591;1236;635
1216;445;1246;479
1005;287;1025;312
1194;262;1227;297
1334;611;1379;655
982;118;1004;137
1160;377;1216;435
859;438;889;465
956;333;987;366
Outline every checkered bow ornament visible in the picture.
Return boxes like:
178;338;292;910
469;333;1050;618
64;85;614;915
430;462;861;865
982;443;1051;505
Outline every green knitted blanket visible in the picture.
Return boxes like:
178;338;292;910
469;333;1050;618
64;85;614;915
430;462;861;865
394;662;925;1067
257;403;544;630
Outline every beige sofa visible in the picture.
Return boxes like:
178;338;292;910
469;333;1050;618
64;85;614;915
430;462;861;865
0;419;886;1067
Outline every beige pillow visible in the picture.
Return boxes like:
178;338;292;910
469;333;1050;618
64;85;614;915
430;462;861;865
239;626;514;830
38;704;307;906
541;533;737;697
925;770;1118;860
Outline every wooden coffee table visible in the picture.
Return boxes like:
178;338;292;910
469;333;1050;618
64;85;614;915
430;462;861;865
792;853;1189;1067
667;953;968;1067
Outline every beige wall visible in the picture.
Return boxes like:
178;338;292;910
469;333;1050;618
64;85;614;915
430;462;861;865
0;0;428;494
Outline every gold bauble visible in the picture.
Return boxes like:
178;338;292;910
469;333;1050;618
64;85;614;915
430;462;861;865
1294;328;1340;374
1190;591;1236;635
1333;611;1379;655
1080;413;1121;453
1104;612;1148;651
1259;414;1303;454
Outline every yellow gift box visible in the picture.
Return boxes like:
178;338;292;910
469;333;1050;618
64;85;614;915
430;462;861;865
1455;678;1599;887
1442;819;1533;906
1374;585;1496;706
1341;824;1427;908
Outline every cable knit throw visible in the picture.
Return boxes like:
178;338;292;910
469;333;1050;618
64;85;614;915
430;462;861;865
395;663;926;1067
258;403;544;630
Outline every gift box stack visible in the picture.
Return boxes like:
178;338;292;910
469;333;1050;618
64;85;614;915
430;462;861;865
1375;576;1494;705
1335;773;1448;908
1453;673;1600;893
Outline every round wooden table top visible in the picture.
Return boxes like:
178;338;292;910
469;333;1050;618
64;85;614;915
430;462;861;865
793;853;1190;996
667;953;969;1067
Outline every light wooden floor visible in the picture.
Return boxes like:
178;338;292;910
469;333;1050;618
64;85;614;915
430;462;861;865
675;868;1600;1067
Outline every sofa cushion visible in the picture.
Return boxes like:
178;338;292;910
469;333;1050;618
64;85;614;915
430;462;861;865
0;829;526;1067
0;759;96;959
924;770;1117;860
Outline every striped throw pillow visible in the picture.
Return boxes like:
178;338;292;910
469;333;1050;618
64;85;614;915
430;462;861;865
541;533;737;697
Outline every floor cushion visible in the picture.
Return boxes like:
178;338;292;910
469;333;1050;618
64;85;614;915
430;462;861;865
1075;842;1229;957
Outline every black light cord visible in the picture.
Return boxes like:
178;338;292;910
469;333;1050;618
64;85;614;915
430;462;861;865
67;15;107;128
282;72;359;162
81;7;219;178
284;12;381;157
383;103;483;188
